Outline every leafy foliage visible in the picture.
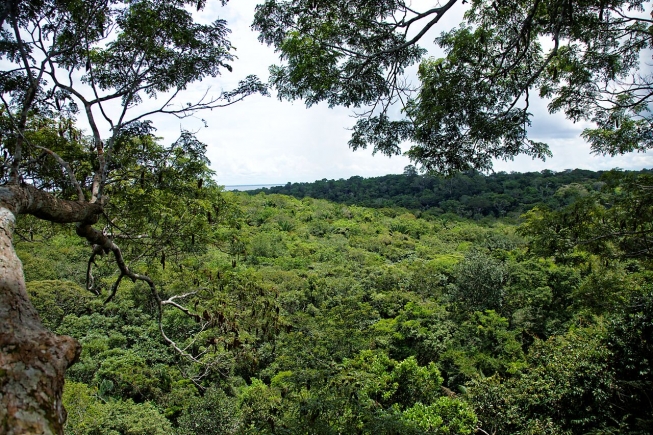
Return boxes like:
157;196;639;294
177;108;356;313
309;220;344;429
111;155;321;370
6;1;652;433
16;173;653;434
520;171;653;262
254;0;653;172
63;381;174;435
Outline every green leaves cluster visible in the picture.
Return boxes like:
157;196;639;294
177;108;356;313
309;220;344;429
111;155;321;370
254;0;425;109
254;0;653;173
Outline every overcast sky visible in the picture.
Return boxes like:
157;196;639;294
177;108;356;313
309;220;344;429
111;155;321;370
149;0;652;186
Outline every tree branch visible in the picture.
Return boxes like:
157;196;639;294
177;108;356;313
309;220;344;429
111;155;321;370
77;222;210;363
0;184;101;223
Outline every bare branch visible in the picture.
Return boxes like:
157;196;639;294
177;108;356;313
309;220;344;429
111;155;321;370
162;291;202;322
86;245;103;295
104;273;124;303
364;0;459;60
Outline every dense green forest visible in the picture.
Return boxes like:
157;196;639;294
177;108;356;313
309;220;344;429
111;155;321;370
18;169;653;434
2;0;652;433
248;169;653;217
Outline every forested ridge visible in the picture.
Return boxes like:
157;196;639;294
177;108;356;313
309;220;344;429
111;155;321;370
18;170;653;433
247;168;652;217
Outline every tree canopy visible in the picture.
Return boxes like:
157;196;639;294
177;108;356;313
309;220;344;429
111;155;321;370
246;167;637;216
3;0;653;433
253;0;653;173
14;182;653;434
0;1;265;432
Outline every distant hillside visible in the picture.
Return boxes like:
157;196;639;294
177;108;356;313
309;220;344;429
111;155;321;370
247;168;653;218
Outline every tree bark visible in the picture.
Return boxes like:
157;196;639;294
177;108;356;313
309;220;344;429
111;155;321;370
0;185;102;434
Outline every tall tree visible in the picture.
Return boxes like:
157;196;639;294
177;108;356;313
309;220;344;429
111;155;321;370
0;1;265;433
253;0;653;173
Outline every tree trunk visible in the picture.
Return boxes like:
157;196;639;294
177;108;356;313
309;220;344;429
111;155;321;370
0;185;102;434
